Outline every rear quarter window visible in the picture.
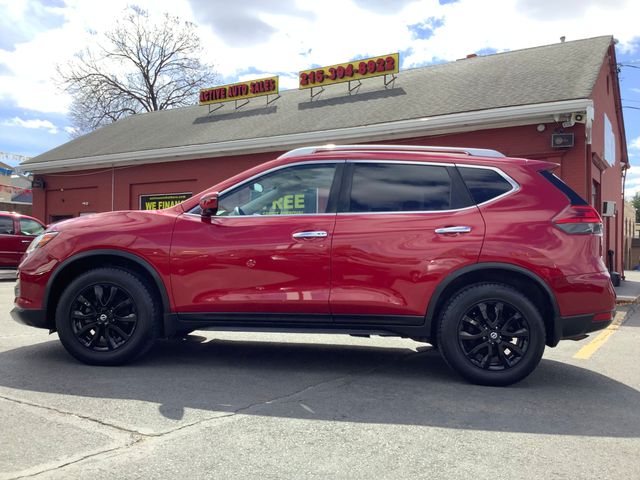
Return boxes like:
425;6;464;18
539;170;588;206
0;216;14;234
458;167;514;204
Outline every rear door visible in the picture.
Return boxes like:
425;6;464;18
329;160;485;324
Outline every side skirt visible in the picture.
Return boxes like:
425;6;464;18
167;312;430;339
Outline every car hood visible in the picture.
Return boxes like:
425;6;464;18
48;209;178;232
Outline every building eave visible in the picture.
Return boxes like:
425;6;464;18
22;98;593;174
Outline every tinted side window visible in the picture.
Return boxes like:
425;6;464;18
215;164;337;216
458;167;514;204
0;216;14;234
20;218;44;236
347;163;453;213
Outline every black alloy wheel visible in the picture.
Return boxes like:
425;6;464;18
437;283;545;386
457;300;530;371
56;268;158;365
70;283;138;352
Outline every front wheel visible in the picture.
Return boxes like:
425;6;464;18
55;268;158;365
437;283;545;386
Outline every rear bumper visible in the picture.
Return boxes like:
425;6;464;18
552;271;616;317
10;306;48;329
559;310;614;340
547;271;616;345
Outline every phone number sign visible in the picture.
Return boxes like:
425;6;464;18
299;53;399;89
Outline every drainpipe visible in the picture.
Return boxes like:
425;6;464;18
621;164;628;279
111;166;115;211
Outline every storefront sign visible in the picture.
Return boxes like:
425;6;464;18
264;190;318;215
139;192;192;210
299;53;399;89
199;77;279;105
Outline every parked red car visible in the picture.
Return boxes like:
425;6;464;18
0;211;45;268
11;145;615;385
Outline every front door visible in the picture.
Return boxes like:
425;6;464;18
170;162;342;318
330;161;485;323
16;217;45;260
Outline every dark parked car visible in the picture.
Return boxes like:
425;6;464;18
0;211;45;268
11;145;615;385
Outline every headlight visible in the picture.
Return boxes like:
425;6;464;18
26;231;59;254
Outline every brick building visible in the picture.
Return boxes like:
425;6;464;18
21;36;629;272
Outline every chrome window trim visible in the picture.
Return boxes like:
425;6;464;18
186;160;345;216
454;163;520;207
335;205;479;216
337;160;520;215
184;212;337;219
185;159;520;218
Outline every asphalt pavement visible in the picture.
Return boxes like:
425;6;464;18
0;274;639;479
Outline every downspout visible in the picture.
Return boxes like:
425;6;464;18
111;166;115;211
608;42;629;275
621;163;628;279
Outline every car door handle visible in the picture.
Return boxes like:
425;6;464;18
292;231;328;239
435;226;472;234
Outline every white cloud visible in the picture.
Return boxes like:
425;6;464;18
0;0;197;113
630;136;640;150
2;117;58;134
0;0;639;115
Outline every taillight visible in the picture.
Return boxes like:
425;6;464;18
553;205;603;235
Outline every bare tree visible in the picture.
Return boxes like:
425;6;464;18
58;6;217;135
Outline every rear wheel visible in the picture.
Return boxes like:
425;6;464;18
437;283;545;386
55;268;158;365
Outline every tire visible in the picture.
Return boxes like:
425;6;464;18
437;283;545;386
55;267;158;365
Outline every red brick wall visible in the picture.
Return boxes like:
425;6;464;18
32;151;283;223
589;44;626;273
34;124;586;222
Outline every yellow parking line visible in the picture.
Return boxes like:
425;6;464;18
573;311;626;360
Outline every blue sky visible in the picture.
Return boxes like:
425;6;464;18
1;0;639;193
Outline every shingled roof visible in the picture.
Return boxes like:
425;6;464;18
25;35;612;167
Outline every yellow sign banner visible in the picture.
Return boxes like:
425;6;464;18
199;76;279;105
140;192;192;210
299;53;399;90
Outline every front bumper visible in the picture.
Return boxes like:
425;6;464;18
10;306;48;329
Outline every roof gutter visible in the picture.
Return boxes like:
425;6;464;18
22;98;593;173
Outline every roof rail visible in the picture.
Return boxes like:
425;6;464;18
278;144;505;159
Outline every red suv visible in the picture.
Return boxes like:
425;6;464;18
11;145;615;385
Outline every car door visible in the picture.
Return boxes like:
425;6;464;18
16;217;45;260
329;161;485;324
170;162;343;319
0;215;24;268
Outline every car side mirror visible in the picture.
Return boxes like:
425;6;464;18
200;193;219;218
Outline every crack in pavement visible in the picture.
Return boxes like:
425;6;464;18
0;393;147;437
7;438;144;480
2;346;429;478
230;347;430;416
